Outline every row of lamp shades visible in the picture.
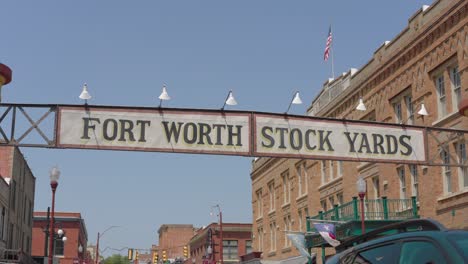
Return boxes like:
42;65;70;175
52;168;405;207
79;84;303;112
80;84;429;116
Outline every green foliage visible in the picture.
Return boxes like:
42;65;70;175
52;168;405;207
102;254;131;264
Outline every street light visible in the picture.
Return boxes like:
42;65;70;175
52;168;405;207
48;166;61;264
95;226;120;264
210;205;223;264
356;177;367;234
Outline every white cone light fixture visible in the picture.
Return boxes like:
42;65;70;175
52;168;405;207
225;91;237;106
417;103;429;116
159;85;171;101
285;91;303;114
292;91;303;105
222;90;237;110
158;85;171;107
79;83;92;103
356;97;366;111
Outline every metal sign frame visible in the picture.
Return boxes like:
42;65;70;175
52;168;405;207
0;103;466;167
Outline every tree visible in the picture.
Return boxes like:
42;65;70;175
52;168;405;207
102;254;131;264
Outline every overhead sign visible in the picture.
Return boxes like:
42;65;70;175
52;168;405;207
57;106;427;163
254;114;426;163
58;107;251;156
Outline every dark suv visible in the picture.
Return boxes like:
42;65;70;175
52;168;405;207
325;219;468;264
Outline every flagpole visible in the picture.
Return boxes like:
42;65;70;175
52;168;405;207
331;40;335;79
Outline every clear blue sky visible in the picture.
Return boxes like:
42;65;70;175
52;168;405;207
1;0;430;256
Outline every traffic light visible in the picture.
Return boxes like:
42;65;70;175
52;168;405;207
153;252;158;264
135;250;139;260
127;249;133;260
162;250;167;262
183;246;188;258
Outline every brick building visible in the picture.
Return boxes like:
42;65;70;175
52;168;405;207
157;224;196;263
251;0;467;262
189;223;252;264
32;212;89;264
0;146;36;254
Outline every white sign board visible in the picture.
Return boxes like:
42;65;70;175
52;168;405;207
254;115;426;163
58;107;251;156
58;107;427;163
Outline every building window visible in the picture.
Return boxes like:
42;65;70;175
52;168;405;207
394;102;402;123
268;181;275;213
282;171;291;205
405;96;414;125
283;215;292;248
372;177;380;199
321;161;327;184
451;66;461;112
456;142;468;189
435;74;446;118
256;189;263;218
257;227;263;251
397;167;406;199
336;193;344;206
320;200;327;212
337;161;343;178
269;222;276;252
223;240;238;260
245;240;252;255
441;148;452;194
409;165;419;201
298;210;303;232
54;238;65;256
296;162;308;196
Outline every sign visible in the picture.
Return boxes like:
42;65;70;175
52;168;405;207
57;106;426;163
58;107;251;156
254;115;426;163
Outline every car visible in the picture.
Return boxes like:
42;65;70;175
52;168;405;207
325;219;468;264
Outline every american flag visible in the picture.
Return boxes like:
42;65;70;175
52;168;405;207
324;26;332;61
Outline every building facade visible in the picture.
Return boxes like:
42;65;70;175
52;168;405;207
157;224;196;263
251;0;467;262
0;146;36;255
32;212;89;264
189;223;252;264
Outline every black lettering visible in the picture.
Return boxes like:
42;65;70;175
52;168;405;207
261;127;274;148
305;129;317;150
227;125;242;146
344;132;359;152
198;123;213;145
118;119;136;142
386;135;398;154
290;128;303;150
184;123;198;144
212;124;226;145
81;117;100;140
161;121;183;143
372;134;385;154
136;120;151;142
103;119;118;141
399;135;412;156
276;128;288;149
319;130;334;151
358;133;372;154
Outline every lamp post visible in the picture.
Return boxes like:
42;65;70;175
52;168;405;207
356;177;367;234
48;166;61;264
210;205;223;264
95;226;120;264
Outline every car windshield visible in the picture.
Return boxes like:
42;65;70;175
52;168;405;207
448;233;468;261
